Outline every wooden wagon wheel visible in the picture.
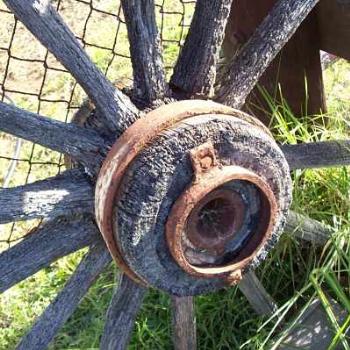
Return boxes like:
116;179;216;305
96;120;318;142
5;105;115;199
0;0;349;349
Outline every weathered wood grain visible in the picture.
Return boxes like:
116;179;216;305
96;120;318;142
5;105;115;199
285;211;333;245
3;0;138;136
239;271;277;316
171;296;197;350
216;0;320;108
121;0;168;106
171;0;233;98
0;169;93;224
100;274;146;350
0;101;105;172
16;243;111;350
282;140;350;170
0;216;100;293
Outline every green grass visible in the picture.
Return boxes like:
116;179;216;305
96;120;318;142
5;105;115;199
1;59;349;349
0;0;350;348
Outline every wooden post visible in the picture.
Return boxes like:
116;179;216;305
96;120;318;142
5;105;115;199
317;0;350;61
222;0;326;124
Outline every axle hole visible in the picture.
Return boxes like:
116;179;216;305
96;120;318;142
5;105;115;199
186;189;246;252
196;197;236;240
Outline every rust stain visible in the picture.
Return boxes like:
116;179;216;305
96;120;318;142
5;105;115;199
165;162;278;285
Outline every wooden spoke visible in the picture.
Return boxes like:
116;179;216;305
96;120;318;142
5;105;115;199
17;243;111;350
238;271;277;316
239;211;333;316
0;101;104;172
282;140;350;170
121;0;168;106
170;0;233;98
238;211;333;316
100;274;146;350
216;0;320;108
0;169;93;224
0;216;100;293
171;296;197;350
286;211;333;245
3;0;138;136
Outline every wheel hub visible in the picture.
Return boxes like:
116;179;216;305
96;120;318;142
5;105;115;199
166;145;278;283
95;100;292;296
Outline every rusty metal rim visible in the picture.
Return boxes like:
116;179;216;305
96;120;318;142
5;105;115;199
95;100;272;284
165;165;278;281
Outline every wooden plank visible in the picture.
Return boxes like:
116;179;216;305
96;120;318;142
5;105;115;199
275;298;349;349
100;274;146;350
317;0;350;61
171;296;197;350
216;0;320;109
16;243;111;350
222;0;325;122
0;169;94;224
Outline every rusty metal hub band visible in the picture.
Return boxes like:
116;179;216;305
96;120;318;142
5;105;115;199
95;100;292;295
166;143;278;282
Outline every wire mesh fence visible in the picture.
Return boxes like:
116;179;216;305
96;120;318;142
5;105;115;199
0;0;196;251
